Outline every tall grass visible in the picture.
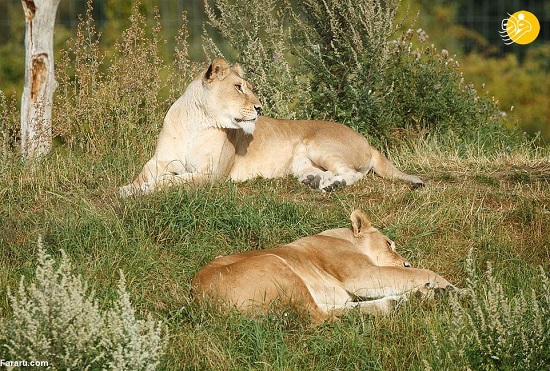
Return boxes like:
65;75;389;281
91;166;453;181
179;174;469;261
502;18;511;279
0;0;548;369
54;0;199;162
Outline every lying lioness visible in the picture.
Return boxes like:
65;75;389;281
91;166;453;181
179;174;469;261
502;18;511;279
192;210;455;323
120;58;424;196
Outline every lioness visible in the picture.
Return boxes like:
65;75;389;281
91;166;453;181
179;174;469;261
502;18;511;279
192;210;455;323
120;58;424;196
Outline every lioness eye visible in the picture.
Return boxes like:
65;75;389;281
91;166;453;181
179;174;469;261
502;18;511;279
386;240;393;250
235;84;243;93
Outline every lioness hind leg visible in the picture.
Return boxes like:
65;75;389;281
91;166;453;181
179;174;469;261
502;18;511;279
322;160;365;188
193;254;327;322
293;156;361;192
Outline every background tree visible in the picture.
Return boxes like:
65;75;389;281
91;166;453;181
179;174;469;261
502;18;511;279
20;0;61;159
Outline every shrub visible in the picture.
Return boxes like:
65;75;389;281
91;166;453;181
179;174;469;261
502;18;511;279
204;0;512;148
291;0;401;133
0;239;166;370
382;30;500;135
203;0;313;119
292;0;510;144
424;251;550;370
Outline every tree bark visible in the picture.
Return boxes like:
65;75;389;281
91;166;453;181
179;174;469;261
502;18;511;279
20;0;60;160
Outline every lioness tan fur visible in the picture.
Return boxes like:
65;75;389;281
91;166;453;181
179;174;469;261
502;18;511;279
120;58;424;196
192;210;455;323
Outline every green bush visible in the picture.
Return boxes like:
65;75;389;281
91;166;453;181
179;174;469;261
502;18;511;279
0;239;166;370
203;0;513;148
291;0;402;135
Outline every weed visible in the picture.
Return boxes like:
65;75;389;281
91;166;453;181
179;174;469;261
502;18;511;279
0;239;166;370
424;252;550;371
54;0;192;161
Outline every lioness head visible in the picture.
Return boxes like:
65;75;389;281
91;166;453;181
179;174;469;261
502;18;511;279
202;58;262;134
350;210;412;267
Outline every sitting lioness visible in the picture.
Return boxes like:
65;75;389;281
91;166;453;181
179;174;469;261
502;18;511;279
120;58;424;196
192;210;455;323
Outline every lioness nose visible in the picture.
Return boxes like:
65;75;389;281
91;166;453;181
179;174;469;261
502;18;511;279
403;261;411;268
254;104;262;115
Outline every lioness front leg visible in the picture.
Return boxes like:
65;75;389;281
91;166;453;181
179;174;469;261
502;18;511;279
120;169;222;197
119;158;185;197
344;267;456;301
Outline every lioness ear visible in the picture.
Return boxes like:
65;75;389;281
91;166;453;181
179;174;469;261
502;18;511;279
231;63;245;77
204;58;231;82
350;210;372;237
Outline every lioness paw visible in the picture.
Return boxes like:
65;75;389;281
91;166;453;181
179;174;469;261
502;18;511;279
301;174;322;189
119;184;137;198
322;179;346;192
319;174;348;192
300;172;348;192
412;180;425;189
119;182;151;198
140;182;150;192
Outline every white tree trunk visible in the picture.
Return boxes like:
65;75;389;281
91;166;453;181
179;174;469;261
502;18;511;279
20;0;60;160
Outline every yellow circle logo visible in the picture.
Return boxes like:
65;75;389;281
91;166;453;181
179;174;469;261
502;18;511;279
501;11;540;45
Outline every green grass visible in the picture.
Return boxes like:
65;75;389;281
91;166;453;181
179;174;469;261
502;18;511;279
1;135;548;370
1;2;548;368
